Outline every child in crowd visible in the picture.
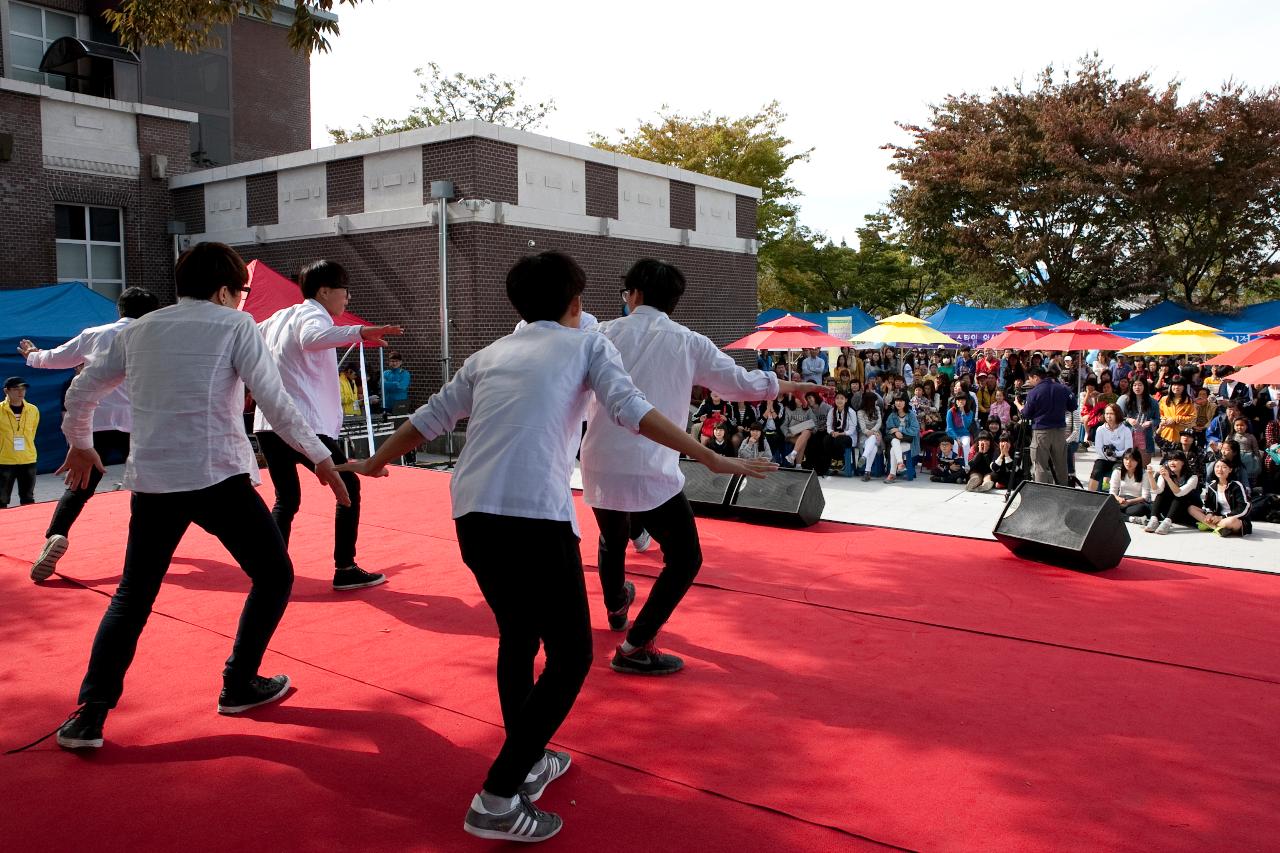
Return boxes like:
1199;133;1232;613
965;430;996;492
737;422;772;461
708;423;735;457
930;436;967;484
990;432;1017;490
1145;449;1200;535
1110;447;1151;523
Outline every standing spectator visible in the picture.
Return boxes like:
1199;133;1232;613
1110;448;1152;523
1089;404;1133;492
381;351;411;413
885;395;920;483
800;348;827;384
1157;377;1197;449
339;365;361;416
1020;366;1073;485
18;287;161;580
1144;450;1200;534
1117;377;1159;467
1230;416;1263;485
0;377;39;508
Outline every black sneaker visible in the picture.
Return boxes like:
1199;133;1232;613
607;581;635;632
517;749;571;802
333;565;387;590
31;534;68;583
217;674;291;715
610;640;684;675
463;792;562;842
56;703;108;750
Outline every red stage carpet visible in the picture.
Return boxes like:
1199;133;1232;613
2;467;1277;852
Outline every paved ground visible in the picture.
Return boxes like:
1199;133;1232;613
17;450;1274;576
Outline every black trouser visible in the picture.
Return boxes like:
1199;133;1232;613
806;431;832;474
0;462;37;507
1152;488;1200;525
256;431;361;569
46;430;130;537
824;433;854;471
455;513;592;798
77;474;294;707
592;492;702;648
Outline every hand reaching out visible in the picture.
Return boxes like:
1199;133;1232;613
703;454;778;479
335;458;393;480
17;339;38;358
361;325;403;347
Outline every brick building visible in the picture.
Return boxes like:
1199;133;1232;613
1;2;762;407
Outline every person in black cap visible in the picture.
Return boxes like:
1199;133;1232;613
1019;365;1073;485
0;377;39;508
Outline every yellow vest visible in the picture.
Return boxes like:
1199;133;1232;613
0;399;40;465
340;375;360;416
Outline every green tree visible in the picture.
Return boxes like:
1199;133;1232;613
591;101;811;246
103;1;366;53
328;63;556;144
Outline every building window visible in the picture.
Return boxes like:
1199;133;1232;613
55;205;125;300
139;27;232;167
8;2;78;88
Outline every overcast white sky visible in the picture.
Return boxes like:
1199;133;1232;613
311;0;1280;245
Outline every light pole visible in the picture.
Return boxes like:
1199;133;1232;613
430;180;456;457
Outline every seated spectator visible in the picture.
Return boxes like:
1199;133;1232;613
825;390;856;475
930;436;967;484
884;395;920;483
965;431;996;492
760;396;787;460
1089;404;1134;492
707;423;735;457
1098;379;1119;406
1145;450;1201;534
782;394;818;467
990;432;1017;490
944;393;976;459
1080;382;1104;444
976;373;998;418
737;422;772;461
988;387;1015;428
855;392;883;482
805;391;833;475
1188;459;1252;537
1192;386;1216;441
1205;401;1244;455
691;390;732;444
1110;448;1152;524
1261;419;1280;495
1229;416;1263;485
1206;438;1249;488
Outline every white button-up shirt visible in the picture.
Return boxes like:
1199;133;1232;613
515;310;597;334
63;298;332;494
253;299;364;439
27;317;134;433
580;306;780;512
409;320;653;535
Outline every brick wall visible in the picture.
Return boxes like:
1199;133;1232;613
229;17;310;161
670;180;695;230
0;92;56;287
223;221;757;404
326;157;363;216
172;184;205;235
135;114;192;304
246;172;277;226
421;138;518;203
585;162;618;219
735;195;758;239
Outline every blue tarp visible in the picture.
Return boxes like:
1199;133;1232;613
0;283;119;473
756;306;877;340
923;302;1074;344
1112;300;1280;342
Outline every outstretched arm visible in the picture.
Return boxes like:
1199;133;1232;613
637;408;775;479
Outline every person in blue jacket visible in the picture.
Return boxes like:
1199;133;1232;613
945;393;976;459
381;351;411;412
885;394;920;482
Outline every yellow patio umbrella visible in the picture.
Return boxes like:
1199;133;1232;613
853;312;960;347
1117;320;1238;356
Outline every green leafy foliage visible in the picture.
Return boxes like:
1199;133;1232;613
103;1;366;53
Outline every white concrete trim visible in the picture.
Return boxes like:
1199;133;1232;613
169;120;763;198
187;200;759;255
0;78;199;123
43;154;140;178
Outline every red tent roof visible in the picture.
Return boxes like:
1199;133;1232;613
240;259;372;330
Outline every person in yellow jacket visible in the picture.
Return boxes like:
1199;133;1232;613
1156;375;1197;448
0;377;39;507
339;364;360;416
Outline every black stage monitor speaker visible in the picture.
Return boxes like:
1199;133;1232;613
993;481;1130;572
730;467;825;527
679;459;739;513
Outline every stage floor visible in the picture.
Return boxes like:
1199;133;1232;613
2;467;1278;852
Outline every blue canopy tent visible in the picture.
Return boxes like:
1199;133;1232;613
923;302;1074;346
755;306;877;342
0;283;120;473
1112;300;1280;343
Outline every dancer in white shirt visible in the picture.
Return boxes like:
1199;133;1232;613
254;260;401;591
50;243;350;751
18;287;160;582
580;259;820;675
341;252;775;843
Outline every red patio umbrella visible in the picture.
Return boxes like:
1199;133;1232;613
1204;325;1280;367
982;318;1055;351
1230;352;1280;385
757;313;820;330
240;259;374;334
1034;320;1135;352
725;326;852;351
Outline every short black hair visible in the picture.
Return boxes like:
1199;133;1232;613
623;258;686;314
175;242;247;299
388;351;402;360
117;287;160;319
299;260;349;299
506;252;586;322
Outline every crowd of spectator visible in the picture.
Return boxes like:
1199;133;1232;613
684;344;1280;538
